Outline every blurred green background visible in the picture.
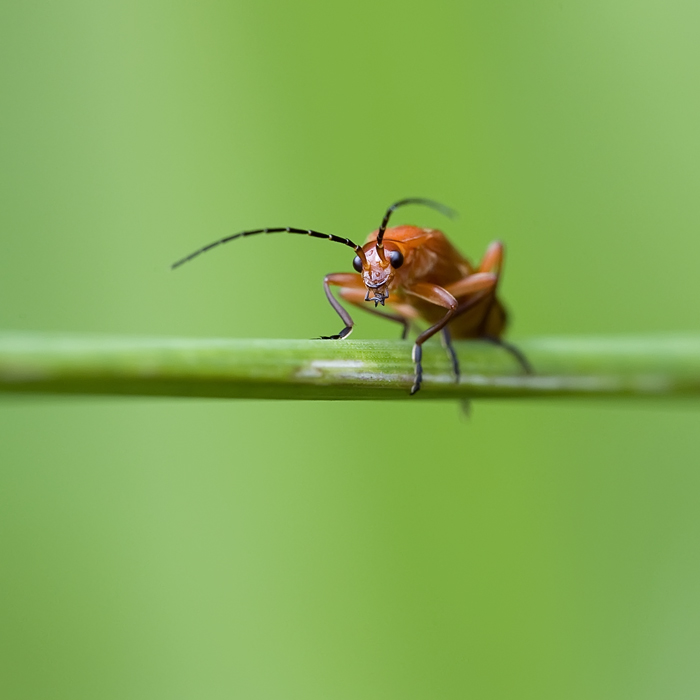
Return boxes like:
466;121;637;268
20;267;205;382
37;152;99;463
2;1;700;698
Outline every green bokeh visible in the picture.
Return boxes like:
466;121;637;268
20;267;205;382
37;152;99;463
2;1;700;698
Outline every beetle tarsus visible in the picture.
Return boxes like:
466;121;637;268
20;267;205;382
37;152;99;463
410;370;422;395
318;326;352;340
410;343;423;394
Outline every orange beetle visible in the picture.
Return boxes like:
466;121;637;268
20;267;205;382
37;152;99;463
172;198;531;394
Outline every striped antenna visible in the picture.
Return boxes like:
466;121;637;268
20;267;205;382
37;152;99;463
172;227;362;270
375;198;458;248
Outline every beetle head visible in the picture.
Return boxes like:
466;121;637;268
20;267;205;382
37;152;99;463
352;243;404;307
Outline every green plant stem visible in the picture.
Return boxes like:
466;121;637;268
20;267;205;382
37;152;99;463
1;331;700;400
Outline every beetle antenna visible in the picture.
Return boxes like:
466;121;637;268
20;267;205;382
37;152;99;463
376;197;457;248
171;227;362;270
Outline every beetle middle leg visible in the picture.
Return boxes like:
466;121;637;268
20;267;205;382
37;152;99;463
405;283;459;394
441;326;460;383
440;276;499;390
406;274;501;394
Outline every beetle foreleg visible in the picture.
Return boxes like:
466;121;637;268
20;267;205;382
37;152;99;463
319;273;359;340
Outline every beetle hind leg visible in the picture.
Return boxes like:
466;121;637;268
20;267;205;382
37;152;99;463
482;335;533;374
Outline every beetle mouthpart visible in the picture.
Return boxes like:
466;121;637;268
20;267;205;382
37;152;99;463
365;286;388;307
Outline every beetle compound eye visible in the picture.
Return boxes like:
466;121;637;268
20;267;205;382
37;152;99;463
352;255;363;272
388;250;404;268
